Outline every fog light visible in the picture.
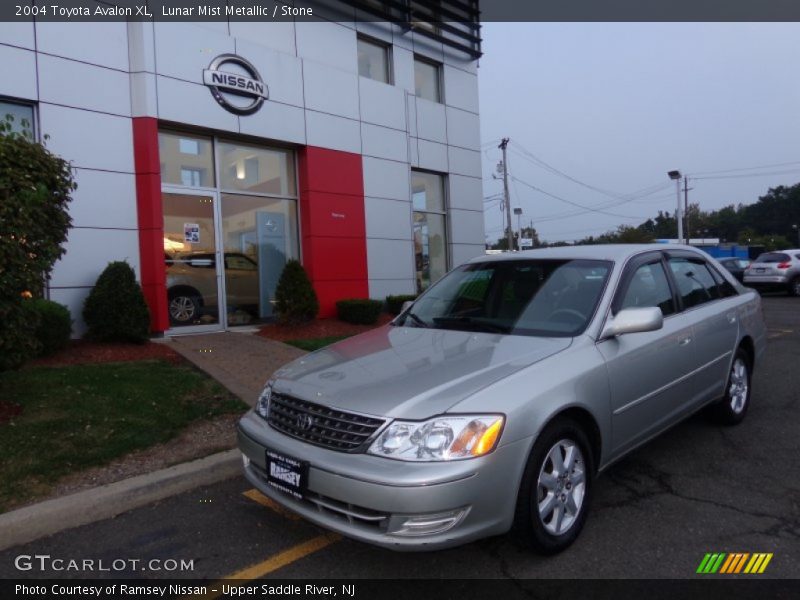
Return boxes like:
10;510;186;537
390;508;469;537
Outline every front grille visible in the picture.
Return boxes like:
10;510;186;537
267;393;385;452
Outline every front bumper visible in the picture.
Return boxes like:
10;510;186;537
237;411;530;551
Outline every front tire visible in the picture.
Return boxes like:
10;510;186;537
708;348;752;425
168;291;201;324
511;418;594;554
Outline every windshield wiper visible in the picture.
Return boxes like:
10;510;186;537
405;311;430;328
432;316;510;334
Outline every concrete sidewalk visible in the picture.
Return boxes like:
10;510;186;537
0;330;307;550
167;330;306;406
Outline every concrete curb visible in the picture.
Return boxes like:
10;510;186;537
0;449;242;552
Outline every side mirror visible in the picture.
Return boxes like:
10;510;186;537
400;300;414;314
601;307;663;339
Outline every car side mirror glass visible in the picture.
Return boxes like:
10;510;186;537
602;307;663;339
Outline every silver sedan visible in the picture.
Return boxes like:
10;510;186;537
238;244;766;553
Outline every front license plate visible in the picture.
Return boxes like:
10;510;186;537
265;448;308;500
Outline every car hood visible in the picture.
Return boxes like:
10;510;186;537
271;325;572;419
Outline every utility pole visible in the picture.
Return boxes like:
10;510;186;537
499;138;514;251
683;175;692;245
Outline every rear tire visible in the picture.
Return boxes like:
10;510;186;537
511;418;594;554
707;348;752;425
788;277;800;297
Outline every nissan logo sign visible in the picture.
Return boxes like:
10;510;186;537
202;54;268;116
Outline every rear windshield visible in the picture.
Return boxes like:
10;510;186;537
755;253;790;263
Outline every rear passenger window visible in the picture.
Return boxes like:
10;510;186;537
668;258;721;308
620;262;675;316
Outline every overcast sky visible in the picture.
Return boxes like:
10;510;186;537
477;23;800;243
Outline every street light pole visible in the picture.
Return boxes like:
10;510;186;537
668;170;683;243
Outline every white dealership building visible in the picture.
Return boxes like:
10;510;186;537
0;1;484;335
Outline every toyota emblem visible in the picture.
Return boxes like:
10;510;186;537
296;414;314;431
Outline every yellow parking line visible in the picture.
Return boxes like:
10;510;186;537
243;489;301;521
189;533;341;600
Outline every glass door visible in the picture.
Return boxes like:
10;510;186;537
162;190;223;332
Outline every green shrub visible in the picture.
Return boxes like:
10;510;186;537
385;294;417;315
0;117;76;370
336;299;383;325
0;300;40;371
83;261;150;343
274;260;319;325
29;299;72;356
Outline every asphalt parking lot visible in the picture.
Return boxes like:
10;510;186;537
1;296;798;582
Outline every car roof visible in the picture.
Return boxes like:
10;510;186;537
469;243;701;264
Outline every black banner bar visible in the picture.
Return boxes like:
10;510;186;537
3;0;800;22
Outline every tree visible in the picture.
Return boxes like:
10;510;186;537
0;115;76;369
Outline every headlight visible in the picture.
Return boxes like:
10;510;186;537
367;415;504;461
255;381;273;419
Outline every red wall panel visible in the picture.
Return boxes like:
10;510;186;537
132;117;168;333
298;147;368;317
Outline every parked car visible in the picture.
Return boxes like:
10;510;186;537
166;251;259;324
238;245;766;553
743;250;800;296
716;257;751;283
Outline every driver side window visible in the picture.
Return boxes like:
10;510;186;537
620;262;675;316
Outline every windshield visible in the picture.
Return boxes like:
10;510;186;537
398;259;612;337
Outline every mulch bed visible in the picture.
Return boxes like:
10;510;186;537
27;340;183;368
258;313;395;342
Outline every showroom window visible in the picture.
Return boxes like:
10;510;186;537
412;170;448;293
159;131;299;329
357;35;392;84
414;56;442;103
0;100;35;138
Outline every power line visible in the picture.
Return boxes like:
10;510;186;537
692;168;800;181
689;160;800;177
511;175;651;221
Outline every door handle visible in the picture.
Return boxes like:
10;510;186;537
727;313;737;324
679;337;692;346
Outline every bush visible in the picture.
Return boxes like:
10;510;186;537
385;294;417;315
0;116;76;370
274;260;319;325
29;299;72;356
336;299;383;325
83;261;150;343
0;300;40;371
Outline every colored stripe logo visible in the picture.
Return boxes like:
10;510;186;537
697;552;773;574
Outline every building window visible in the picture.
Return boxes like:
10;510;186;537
180;168;205;187
412;170;447;293
357;35;391;84
0;100;35;138
409;1;440;36
414;56;442;103
159;131;215;187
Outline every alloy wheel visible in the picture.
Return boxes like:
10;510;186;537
537;439;586;536
169;296;196;322
728;357;749;414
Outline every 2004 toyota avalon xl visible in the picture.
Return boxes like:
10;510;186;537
237;244;766;553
